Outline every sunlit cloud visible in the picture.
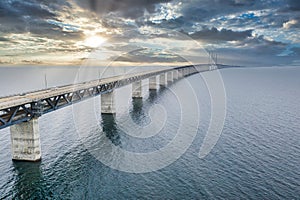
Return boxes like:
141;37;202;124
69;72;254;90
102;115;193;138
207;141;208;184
283;19;298;29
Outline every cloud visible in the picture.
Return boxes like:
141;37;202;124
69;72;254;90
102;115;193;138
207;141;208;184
0;0;299;66
75;0;172;18
283;19;300;29
21;59;43;65
287;0;300;11
0;0;56;30
178;0;262;24
184;27;253;42
111;47;187;63
290;47;300;56
0;0;86;40
209;34;291;66
0;37;10;42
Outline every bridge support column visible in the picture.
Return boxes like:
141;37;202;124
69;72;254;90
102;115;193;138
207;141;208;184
159;73;166;87
10;117;41;161
177;69;181;78
132;80;142;98
186;68;190;76
149;76;157;90
167;71;173;84
173;70;178;80
101;91;116;114
190;67;195;74
178;70;183;78
183;69;186;76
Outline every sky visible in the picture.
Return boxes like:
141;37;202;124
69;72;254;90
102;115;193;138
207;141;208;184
0;0;299;67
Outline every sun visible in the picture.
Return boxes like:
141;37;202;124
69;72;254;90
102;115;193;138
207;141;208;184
84;35;106;48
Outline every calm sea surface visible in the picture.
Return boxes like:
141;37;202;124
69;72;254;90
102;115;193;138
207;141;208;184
0;66;299;199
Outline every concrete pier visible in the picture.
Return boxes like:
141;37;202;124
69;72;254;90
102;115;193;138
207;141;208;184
185;68;189;76
178;69;183;78
132;80;142;98
149;76;157;90
173;70;178;80
159;73;166;87
190;67;195;74
167;71;173;84
10;118;41;161
177;69;181;78
101;91;116;114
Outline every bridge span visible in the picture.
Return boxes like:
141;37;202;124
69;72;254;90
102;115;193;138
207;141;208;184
0;65;215;161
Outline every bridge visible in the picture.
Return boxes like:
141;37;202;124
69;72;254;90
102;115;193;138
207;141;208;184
0;64;216;161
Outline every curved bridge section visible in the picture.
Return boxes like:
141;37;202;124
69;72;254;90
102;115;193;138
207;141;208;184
0;65;213;161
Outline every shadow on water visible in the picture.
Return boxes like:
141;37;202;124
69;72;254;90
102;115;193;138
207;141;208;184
101;114;121;146
12;161;43;199
148;89;158;103
131;98;144;123
129;89;161;127
158;85;168;96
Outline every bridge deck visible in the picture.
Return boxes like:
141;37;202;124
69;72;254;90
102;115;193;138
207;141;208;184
0;68;168;110
0;65;204;129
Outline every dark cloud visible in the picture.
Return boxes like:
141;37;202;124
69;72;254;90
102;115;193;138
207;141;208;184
21;59;43;65
75;0;172;18
104;44;145;52
0;0;56;30
0;37;10;42
137;0;290;35
211;47;287;66
212;34;291;66
111;47;187;63
180;0;262;23
287;0;300;11
146;0;297;33
0;0;84;40
234;35;286;48
143;16;193;31
185;27;253;42
0;0;55;19
290;47;300;56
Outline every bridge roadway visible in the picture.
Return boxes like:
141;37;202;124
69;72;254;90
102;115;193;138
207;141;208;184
0;65;207;130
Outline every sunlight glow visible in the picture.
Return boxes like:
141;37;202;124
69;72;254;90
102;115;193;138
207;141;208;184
84;35;106;48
